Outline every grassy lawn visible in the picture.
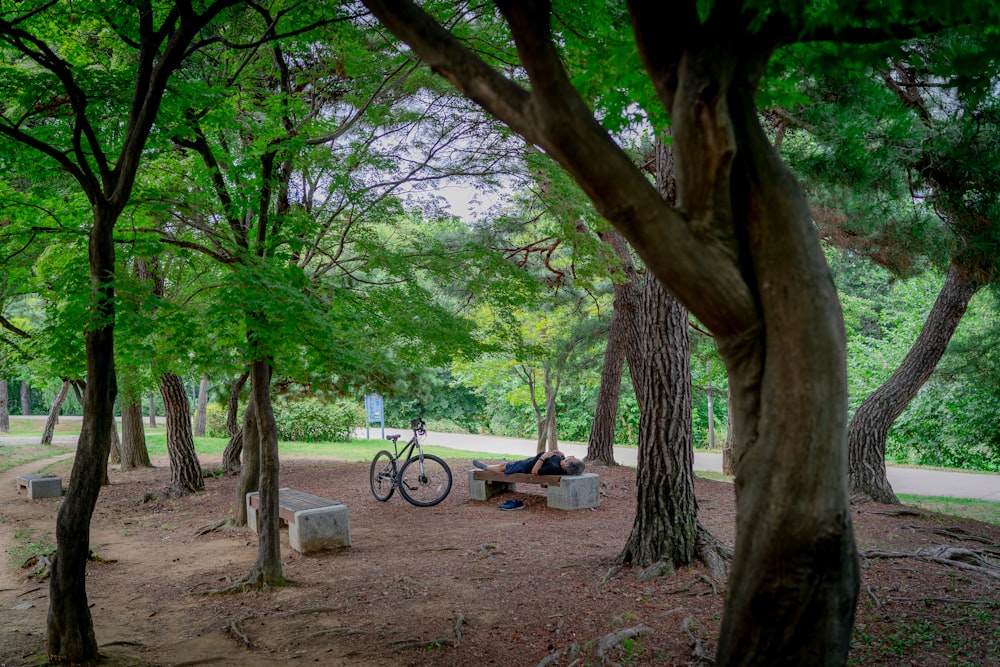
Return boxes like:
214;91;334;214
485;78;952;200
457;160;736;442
899;494;1000;526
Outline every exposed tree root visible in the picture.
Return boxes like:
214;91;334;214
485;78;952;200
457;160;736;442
680;616;712;664
899;524;999;547
695;525;732;581
860;508;929;518
387;612;467;652
596;625;652;662
863;545;1000;581
195;519;228;536
226;605;349;650
889;596;999;606
533;625;652;667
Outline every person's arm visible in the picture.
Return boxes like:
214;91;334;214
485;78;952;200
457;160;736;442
531;451;562;475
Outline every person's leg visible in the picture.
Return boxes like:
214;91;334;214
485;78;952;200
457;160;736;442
484;462;506;472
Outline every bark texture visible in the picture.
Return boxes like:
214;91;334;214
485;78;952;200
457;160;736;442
244;359;283;584
159;373;204;495
41;381;70;445
618;278;698;567
120;390;152;470
848;264;980;503
149;393;157;428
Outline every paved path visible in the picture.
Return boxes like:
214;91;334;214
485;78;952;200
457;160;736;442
391;428;1000;503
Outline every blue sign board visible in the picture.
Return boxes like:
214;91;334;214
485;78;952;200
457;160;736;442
364;393;384;439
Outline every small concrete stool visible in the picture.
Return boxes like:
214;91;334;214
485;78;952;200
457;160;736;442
16;474;64;499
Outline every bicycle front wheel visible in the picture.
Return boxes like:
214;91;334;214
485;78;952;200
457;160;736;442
398;454;452;507
370;450;397;501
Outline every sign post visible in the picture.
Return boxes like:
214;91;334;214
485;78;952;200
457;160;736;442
364;393;384;439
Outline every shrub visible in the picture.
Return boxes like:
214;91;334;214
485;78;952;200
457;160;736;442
205;403;230;439
272;396;364;442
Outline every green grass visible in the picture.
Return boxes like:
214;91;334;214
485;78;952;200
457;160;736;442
8;527;55;566
0;443;75;474
142;434;502;465
898;494;1000;526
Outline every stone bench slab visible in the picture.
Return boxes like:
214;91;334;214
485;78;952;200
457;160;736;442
16;474;63;499
246;488;350;555
469;470;599;510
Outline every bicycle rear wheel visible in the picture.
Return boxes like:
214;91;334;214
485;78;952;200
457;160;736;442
398;454;452;507
370;450;397;501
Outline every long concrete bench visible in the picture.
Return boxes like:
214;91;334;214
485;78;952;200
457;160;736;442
469;470;600;510
16;474;63;499
246;488;350;555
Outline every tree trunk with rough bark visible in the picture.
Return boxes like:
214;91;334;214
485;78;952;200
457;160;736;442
42;381;70;445
194;375;209;437
120;390;151;470
618;278;700;567
0;379;8;433
848;264;980;504
149;393;157;428
20;380;30;416
159;373;204;495
222;372;249;474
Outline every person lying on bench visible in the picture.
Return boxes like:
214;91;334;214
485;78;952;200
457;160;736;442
472;450;586;476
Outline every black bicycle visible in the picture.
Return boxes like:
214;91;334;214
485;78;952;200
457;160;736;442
369;417;453;507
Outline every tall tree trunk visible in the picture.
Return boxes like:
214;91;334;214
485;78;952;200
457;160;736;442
20;379;30;416
222;371;249;474
108;420;121;474
244;358;282;585
234;393;260;526
120;389;151;470
706;361;715;449
587;308;626;465
159;373;204;495
194;375;209;437
0;379;8;433
42;381;70;445
848;264;980;504
48;208;118;662
722;383;735;476
618;277;700;567
149;393;157;427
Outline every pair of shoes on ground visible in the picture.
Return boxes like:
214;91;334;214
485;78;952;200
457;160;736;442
472;458;507;470
498;499;524;511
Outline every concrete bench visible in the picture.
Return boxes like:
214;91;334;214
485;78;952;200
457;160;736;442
246;487;350;555
16;474;63;499
469;470;600;510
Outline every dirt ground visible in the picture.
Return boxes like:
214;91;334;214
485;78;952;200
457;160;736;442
1;452;998;667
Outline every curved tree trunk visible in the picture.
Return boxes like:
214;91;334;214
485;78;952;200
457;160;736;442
159;373;204;495
41;380;70;445
848;264;980;503
120;389;151;470
0;379;8;433
618;278;699;567
194;375;209;437
48;208;118;662
222;371;249;474
234;394;260;526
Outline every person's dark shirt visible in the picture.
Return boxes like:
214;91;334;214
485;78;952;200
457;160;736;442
536;454;564;475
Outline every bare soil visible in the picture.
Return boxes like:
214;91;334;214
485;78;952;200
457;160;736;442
1;452;998;666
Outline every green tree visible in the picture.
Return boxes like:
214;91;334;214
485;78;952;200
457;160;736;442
357;1;1000;662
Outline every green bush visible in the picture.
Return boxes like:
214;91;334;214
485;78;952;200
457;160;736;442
272;396;363;442
205;403;231;439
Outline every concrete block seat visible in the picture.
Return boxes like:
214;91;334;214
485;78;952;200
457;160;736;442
16;473;63;499
469;470;600;510
246;487;350;555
